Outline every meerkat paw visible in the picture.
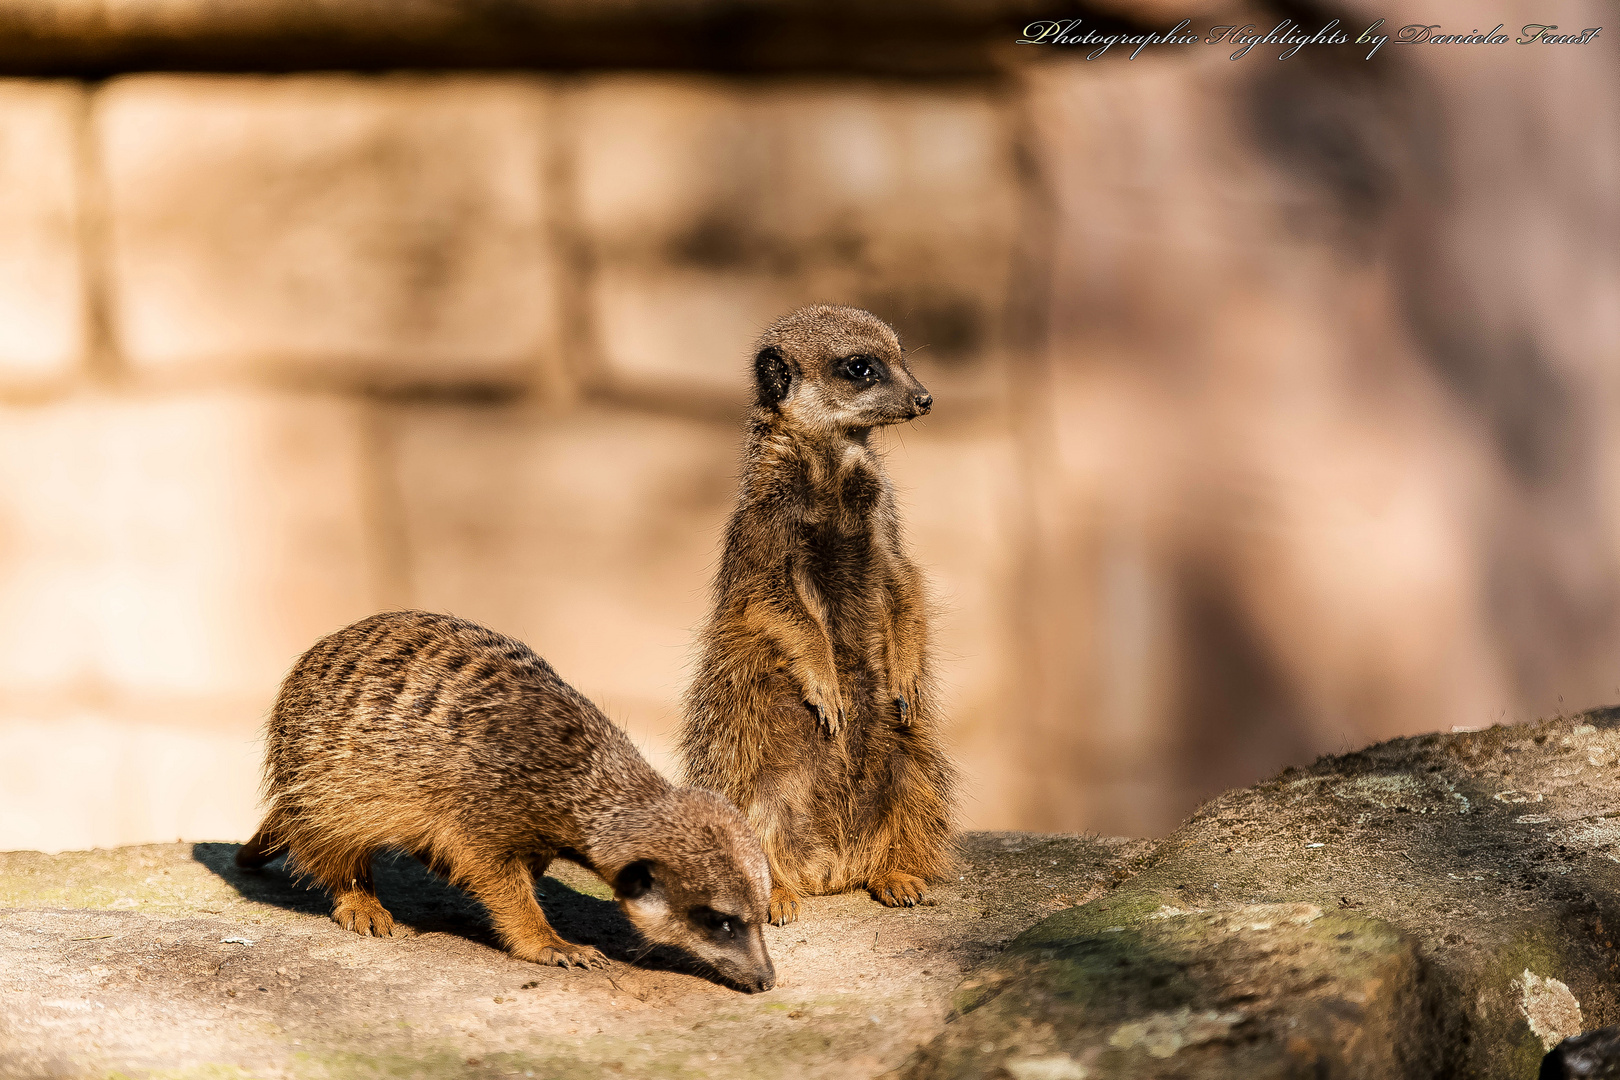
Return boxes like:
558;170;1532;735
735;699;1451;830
888;673;923;726
869;872;928;909
332;895;395;937
769;887;804;926
517;941;609;969
802;686;846;737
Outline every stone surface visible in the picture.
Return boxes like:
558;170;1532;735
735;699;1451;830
0;79;86;384
98;75;559;390
903;710;1620;1078
568;78;1018;407
0;833;1148;1079
0;391;377;851
9;713;1620;1075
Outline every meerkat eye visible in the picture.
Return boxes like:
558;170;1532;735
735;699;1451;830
692;906;739;939
839;355;884;383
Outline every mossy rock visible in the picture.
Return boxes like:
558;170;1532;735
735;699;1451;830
900;709;1620;1079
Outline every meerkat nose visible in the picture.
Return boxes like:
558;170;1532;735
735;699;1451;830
913;391;933;415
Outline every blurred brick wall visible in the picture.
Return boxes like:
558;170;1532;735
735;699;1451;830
1012;1;1620;830
0;70;1035;851
1;0;1615;850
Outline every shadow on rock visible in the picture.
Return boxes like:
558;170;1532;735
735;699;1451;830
189;843;716;983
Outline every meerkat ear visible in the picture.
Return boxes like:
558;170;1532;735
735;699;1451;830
754;346;793;407
613;860;656;900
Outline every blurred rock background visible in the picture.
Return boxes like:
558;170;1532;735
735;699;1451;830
0;0;1614;850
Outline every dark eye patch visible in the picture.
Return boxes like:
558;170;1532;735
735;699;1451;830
839;354;886;384
691;905;740;940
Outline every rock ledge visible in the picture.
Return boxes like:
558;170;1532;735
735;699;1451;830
6;709;1619;1078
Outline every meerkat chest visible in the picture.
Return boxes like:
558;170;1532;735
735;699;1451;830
794;456;899;592
802;451;886;522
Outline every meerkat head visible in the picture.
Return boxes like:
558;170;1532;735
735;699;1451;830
752;304;932;435
598;787;775;993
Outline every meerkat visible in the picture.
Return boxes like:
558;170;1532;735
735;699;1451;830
678;304;958;926
235;610;776;992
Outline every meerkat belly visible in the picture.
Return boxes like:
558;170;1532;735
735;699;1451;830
813;582;894;714
799;521;887;651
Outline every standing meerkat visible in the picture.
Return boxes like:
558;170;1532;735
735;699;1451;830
678;304;958;926
236;610;776;992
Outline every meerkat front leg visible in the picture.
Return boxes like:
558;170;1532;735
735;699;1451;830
880;567;928;726
745;563;844;735
462;854;608;969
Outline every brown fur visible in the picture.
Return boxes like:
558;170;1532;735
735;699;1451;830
678;304;958;926
239;611;775;991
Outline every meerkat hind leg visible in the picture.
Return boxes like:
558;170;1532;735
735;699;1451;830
328;858;395;937
462;854;607;968
769;886;804;926
867;870;928;908
858;749;952;910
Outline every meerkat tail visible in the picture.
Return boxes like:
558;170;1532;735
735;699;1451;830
235;821;289;869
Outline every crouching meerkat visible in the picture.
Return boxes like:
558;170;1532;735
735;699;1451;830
678;304;958;926
236;610;776;992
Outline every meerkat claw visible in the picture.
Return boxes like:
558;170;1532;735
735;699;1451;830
869;872;928;909
332;896;395;938
895;697;909;724
769;888;803;926
534;943;607;969
807;701;844;737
